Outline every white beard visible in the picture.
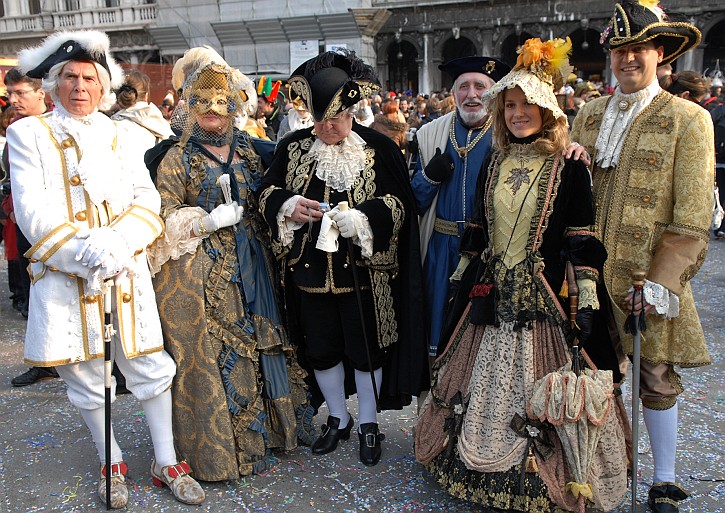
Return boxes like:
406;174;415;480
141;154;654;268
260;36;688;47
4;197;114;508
458;107;486;128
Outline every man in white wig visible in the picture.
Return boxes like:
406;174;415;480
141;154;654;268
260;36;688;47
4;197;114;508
6;30;205;508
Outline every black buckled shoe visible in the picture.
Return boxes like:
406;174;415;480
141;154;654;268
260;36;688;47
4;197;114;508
11;366;59;387
648;482;689;512
358;423;385;466
311;415;354;455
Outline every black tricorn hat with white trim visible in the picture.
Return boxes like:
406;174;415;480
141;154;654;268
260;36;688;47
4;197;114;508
18;30;123;88
600;0;701;66
288;49;380;122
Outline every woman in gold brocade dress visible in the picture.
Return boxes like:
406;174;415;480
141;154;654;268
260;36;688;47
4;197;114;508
414;38;629;513
148;57;314;482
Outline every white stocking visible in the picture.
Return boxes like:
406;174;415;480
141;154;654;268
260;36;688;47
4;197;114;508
314;363;349;425
643;402;678;484
141;389;177;467
79;406;123;465
355;367;382;427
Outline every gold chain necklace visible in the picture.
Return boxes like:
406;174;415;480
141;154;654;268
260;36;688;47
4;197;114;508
448;114;492;158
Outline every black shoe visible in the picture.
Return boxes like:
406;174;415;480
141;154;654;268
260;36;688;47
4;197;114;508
648;482;689;512
358;423;385;466
11;366;59;387
311;415;354;455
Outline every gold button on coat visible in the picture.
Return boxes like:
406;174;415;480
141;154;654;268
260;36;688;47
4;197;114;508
61;139;73;149
75;211;87;221
122;293;132;303
84;295;98;304
69;175;81;186
642;195;651;203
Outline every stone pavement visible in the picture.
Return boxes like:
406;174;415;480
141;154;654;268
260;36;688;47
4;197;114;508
0;238;723;513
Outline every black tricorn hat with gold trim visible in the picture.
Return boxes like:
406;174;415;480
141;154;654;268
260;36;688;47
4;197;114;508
288;49;380;122
600;0;701;66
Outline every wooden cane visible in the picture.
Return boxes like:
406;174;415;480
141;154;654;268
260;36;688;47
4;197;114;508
630;269;646;513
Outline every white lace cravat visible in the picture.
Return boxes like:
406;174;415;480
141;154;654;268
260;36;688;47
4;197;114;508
310;131;367;192
594;80;660;168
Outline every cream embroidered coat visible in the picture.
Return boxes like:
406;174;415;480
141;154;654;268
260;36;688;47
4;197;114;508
571;91;714;367
7;111;164;366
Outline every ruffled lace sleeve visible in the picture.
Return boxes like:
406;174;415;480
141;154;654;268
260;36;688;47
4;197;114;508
643;279;679;319
277;195;305;246
147;206;207;276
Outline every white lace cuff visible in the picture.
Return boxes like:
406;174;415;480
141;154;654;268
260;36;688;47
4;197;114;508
351;210;374;259
147;206;207;276
643;279;679;319
577;278;600;310
278;195;305;247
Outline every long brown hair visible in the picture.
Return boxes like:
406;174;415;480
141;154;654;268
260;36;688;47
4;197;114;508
490;86;569;156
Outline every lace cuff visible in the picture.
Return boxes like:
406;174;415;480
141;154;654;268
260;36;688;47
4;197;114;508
449;254;471;282
350;209;374;259
577;278;600;310
277;195;305;246
147;206;207;276
643;279;679;319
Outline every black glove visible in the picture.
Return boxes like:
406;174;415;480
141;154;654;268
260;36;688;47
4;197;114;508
574;306;595;344
424;148;454;183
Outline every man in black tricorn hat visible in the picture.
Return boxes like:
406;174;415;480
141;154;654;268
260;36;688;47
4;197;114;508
571;1;714;511
410;56;509;362
258;49;428;467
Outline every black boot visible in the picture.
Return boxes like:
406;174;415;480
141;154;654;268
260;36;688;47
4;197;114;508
11;367;59;387
358;423;385;466
648;482;689;512
311;415;354;455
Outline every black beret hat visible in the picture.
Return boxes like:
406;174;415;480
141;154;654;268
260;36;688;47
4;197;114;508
438;56;511;83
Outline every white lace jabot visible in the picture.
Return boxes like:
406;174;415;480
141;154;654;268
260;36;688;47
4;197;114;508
310;131;367;192
594;79;660;169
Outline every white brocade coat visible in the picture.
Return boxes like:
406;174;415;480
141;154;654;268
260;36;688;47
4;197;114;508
7;110;165;366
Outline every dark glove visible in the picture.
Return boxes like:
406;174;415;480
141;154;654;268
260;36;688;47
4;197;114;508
574;306;595;344
424;148;454;183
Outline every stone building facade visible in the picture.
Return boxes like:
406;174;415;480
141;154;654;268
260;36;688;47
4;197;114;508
0;0;723;95
375;0;725;94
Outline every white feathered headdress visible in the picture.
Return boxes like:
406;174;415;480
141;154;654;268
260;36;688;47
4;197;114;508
18;30;123;89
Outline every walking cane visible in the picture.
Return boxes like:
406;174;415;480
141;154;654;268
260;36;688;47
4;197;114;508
102;282;115;511
625;269;647;513
337;201;380;413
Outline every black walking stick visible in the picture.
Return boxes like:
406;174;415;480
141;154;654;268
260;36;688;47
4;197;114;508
103;283;115;511
624;269;647;513
337;201;380;413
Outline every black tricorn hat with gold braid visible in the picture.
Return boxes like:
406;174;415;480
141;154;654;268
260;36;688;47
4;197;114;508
288;49;380;122
600;0;701;66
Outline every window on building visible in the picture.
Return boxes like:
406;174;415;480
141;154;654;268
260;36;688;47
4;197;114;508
29;0;41;14
0;2;5;18
63;0;80;10
105;0;120;6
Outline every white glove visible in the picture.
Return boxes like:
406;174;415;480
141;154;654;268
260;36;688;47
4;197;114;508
200;202;244;233
75;227;131;269
329;208;361;239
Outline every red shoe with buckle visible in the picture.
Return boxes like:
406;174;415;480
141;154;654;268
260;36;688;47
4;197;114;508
99;461;128;509
151;458;205;505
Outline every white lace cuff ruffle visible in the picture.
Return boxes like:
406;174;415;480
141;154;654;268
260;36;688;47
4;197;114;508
277;195;305;247
349;209;374;258
643;279;679;319
577;278;600;310
147;206;207;276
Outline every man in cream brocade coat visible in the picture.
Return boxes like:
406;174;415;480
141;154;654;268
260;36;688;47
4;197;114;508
570;1;713;511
